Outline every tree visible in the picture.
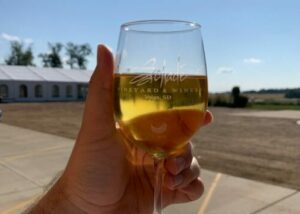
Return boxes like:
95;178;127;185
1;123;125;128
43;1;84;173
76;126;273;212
77;44;92;69
5;42;34;66
285;89;300;98
232;86;240;98
39;43;63;68
65;43;77;69
231;86;248;108
65;43;92;69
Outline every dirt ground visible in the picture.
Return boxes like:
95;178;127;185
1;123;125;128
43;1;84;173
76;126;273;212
0;102;84;139
194;108;300;190
0;102;299;190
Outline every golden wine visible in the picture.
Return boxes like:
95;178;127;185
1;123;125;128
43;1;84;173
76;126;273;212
114;73;208;158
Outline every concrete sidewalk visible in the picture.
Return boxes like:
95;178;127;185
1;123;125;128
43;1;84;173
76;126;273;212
0;123;299;214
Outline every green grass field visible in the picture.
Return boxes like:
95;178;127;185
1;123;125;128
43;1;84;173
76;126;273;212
209;92;300;110
249;103;300;110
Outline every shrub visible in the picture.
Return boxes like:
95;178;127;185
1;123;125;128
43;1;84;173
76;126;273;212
231;86;249;108
208;94;230;107
285;89;300;98
232;95;249;108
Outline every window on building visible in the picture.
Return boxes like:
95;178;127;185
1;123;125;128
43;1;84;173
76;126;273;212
19;85;28;98
34;85;43;98
77;84;88;99
66;85;73;97
52;85;60;98
0;84;9;98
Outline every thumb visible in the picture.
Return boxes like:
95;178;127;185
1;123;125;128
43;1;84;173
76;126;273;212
80;44;116;140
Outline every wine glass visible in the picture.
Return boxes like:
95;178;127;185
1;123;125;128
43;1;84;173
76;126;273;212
113;20;208;214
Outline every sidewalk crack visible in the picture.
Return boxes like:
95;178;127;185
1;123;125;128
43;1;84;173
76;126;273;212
0;161;43;188
250;191;299;214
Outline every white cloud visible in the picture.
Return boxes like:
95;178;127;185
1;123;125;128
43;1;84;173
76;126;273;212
24;38;33;44
243;57;262;64
1;33;33;44
1;33;21;42
144;57;156;66
217;66;234;74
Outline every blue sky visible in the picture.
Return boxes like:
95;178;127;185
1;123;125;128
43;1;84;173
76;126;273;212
0;0;299;92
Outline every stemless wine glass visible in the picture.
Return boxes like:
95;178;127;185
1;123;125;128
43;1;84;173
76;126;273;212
114;20;208;214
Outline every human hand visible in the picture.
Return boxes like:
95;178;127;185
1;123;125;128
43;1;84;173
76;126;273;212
30;44;213;214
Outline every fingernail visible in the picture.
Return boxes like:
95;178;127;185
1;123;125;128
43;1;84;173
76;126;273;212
172;174;184;188
176;157;185;172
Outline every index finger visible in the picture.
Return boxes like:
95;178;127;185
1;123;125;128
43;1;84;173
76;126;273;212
165;143;193;175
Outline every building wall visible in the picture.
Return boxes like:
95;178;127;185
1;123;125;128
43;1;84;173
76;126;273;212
0;80;88;102
0;80;14;102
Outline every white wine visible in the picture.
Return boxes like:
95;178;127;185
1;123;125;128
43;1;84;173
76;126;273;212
114;73;208;157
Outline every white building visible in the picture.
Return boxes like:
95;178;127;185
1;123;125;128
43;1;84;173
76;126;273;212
0;65;92;102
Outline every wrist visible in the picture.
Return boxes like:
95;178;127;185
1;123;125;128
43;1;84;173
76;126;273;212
28;177;85;214
35;173;120;214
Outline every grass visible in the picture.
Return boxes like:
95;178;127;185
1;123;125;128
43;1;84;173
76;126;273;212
249;103;300;110
209;92;300;110
0;102;84;139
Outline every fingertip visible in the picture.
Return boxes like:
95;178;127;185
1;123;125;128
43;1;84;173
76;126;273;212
165;158;178;175
97;44;102;65
164;173;184;190
203;110;214;125
97;44;113;65
165;157;186;175
181;178;205;201
104;45;114;55
208;111;214;122
165;143;193;175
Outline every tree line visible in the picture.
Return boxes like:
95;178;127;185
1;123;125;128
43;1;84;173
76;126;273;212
285;89;300;98
244;88;300;99
4;41;92;70
209;86;249;108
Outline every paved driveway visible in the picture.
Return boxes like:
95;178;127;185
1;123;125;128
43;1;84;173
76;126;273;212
0;123;299;214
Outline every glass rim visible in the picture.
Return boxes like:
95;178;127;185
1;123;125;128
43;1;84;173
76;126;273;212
121;19;201;34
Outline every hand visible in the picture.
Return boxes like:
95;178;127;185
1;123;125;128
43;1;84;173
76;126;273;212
30;45;213;214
